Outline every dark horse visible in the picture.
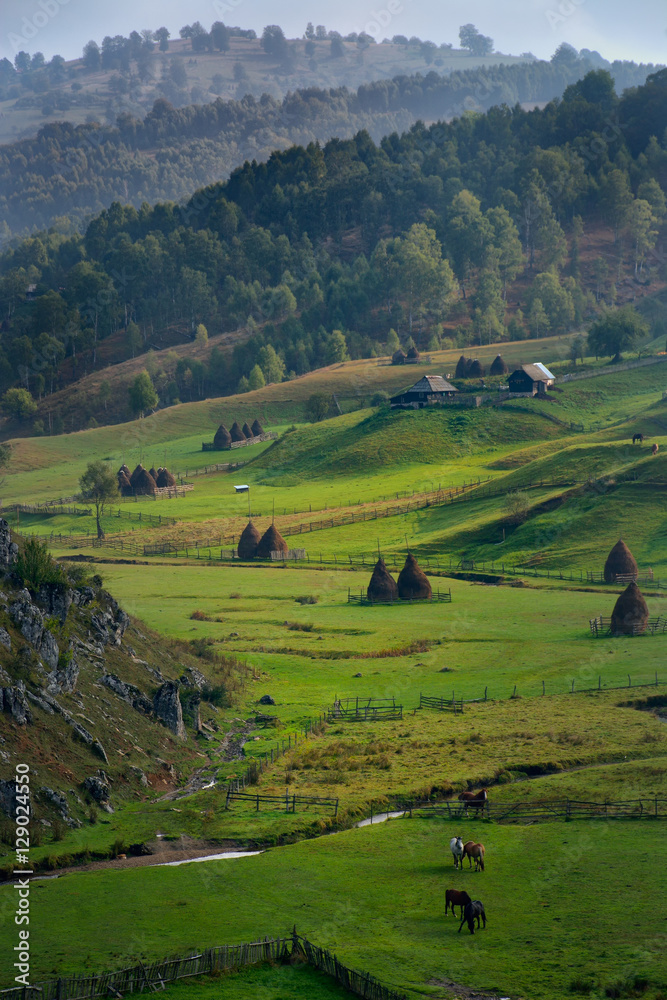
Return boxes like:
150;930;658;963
633;433;644;444
458;900;486;935
458;788;488;815
445;889;471;918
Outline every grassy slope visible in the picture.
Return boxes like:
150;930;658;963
2;818;665;999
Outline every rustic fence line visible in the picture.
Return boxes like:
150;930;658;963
0;932;406;1000
327;696;404;722
414;797;667;823
419;673;664;710
225;789;339;814
589;616;667;637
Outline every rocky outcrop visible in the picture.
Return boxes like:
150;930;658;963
90;605;130;647
153;681;187;739
102;672;152;714
0;627;11;650
10;589;44;646
129;766;149;787
1;681;32;724
0;519;18;568
180;666;206;690
39;629;60;671
0;778;18;818
46;644;79;695
83;772;113;813
38;787;81;827
36;583;73;624
36;690;108;762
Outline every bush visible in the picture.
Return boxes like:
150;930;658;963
296;595;318;605
15;537;65;591
51;817;67;841
371;390;390;406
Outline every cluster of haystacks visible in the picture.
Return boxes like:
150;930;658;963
611;581;649;635
366;553;432;602
391;349;407;365
117;463;176;495
604;539;638;583
454;356;486;379
212;419;264;450
490;354;509;376
406;346;420;363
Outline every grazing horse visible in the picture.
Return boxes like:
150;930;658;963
652;443;659;456
458;788;488;815
633;433;644;444
458;900;486;935
450;836;464;868
462;841;485;871
445;889;471;918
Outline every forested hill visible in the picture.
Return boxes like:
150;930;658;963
0;68;666;433
0;54;661;239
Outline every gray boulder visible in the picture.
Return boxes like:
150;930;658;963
46;644;78;695
36;583;73;624
153;681;187;740
38;787;80;827
258;694;276;705
180;666;207;689
39;629;60;671
1;682;32;724
102;672;152;714
0;628;11;650
83;773;113;813
10;590;43;647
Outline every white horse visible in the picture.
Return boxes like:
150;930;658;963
450;835;464;869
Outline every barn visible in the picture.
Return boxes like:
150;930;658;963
390;375;459;409
508;363;556;396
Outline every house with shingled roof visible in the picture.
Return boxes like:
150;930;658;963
390;375;459;409
508;363;555;396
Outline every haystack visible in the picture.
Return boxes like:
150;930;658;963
213;424;232;450
256;523;288;559
490;354;508;376
237;520;261;560
230;421;246;443
129;464;145;488
392;349;407;365
611;581;649;635
407;346;421;362
603;539;638;583
149;467;158;481
117;471;132;496
119;464;130;476
134;468;157;495
251;418;264;436
242;422;253;439
455;355;468;378
366;557;398;602
156;468;176;488
397;553;432;600
468;359;485;378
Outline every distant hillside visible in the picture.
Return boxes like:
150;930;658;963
0;44;661;239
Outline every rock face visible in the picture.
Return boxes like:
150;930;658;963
0;628;11;650
36;583;73;624
0;779;18;818
153;681;187;739
180;666;207;690
39;628;60;671
0;519;18;568
10;589;45;646
83;772;113;813
1;681;32;724
90;605;130;646
46;644;79;695
38;787;81;827
102;672;152;714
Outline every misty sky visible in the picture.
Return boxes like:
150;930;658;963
1;0;665;65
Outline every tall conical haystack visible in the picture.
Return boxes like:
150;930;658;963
490;354;508;376
230;421;246;442
213;424;232;450
129;464;145;488
604;539;638;583
156;468;176;488
366;557;398;603
134;468;157;495
119;463;130;475
455;355;468;378
392;349;407;365
407;346;420;362
117;471;132;495
237;521;261;560
242;421;253;439
256;523;288;559
468;358;485;378
397;553;432;600
251;418;264;436
611;581;649;635
149;466;158;481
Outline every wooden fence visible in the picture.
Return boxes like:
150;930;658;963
415;797;667;823
0;933;406;1000
225;789;339;814
347;588;451;605
419;674;663;709
589;616;667;637
327;697;403;722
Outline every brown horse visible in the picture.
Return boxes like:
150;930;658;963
462;841;485;871
652;443;659;456
445;889;471;918
458;788;488;815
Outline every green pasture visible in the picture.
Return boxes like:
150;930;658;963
2;818;665;999
153;967;352;1000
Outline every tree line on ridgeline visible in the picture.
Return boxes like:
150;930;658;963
0;66;665;431
0;44;661;240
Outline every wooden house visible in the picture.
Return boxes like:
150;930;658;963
508;363;555;396
390;375;458;409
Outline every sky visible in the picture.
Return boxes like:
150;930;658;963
1;0;665;65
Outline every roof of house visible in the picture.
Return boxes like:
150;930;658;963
405;375;458;394
510;364;552;383
532;362;555;380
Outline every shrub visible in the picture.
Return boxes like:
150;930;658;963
15;537;65;591
371;390;390;406
296;595;318;605
51;817;67;841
